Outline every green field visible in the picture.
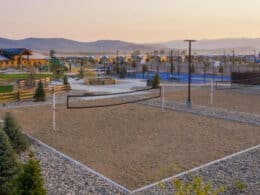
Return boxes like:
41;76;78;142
0;73;53;80
0;85;14;93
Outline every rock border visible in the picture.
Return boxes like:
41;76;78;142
26;134;131;195
25;133;259;194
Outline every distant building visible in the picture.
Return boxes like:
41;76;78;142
255;53;260;63
0;48;49;69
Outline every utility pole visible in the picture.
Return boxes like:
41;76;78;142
116;50;119;74
184;40;197;109
170;49;174;76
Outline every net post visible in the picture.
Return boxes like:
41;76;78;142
161;85;165;112
53;93;56;130
210;79;214;105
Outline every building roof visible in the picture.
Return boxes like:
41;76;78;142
1;48;32;57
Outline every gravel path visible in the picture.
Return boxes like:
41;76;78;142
141;99;260;126
163;87;260;114
133;145;260;195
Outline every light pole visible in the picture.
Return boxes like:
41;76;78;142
232;50;235;73
184;40;197;109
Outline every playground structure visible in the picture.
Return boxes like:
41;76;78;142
85;77;117;85
82;68;117;85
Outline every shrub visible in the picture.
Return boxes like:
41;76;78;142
34;81;46;102
63;75;69;85
142;65;148;78
119;66;127;78
3;112;29;154
115;65;120;74
0;129;20;194
173;176;226;195
11;152;46;195
234;181;247;192
219;65;224;74
152;73;160;88
0;85;14;93
78;68;85;79
191;64;195;73
106;67;111;75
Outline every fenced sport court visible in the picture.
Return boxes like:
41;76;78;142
1;84;259;189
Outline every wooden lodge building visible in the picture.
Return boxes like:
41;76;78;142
0;48;49;69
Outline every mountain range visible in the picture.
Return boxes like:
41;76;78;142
164;38;260;50
0;38;164;54
0;37;259;54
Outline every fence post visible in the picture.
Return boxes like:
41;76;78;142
161;86;165;112
17;90;21;101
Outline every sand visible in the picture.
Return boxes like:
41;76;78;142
0;102;259;189
163;87;260;114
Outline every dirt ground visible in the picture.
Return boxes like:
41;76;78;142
164;87;260;114
0;103;259;189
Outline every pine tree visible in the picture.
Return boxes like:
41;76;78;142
152;73;160;88
119;66;127;78
33;81;46;102
0;129;20;194
78;68;85;79
11;152;46;195
142;65;148;79
63;75;68;85
3;112;29;154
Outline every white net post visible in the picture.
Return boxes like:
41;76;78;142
210;79;214;105
161;86;165;112
53;92;56;130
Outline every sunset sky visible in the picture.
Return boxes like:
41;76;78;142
1;0;260;43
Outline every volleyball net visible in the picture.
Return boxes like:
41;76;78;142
67;87;161;109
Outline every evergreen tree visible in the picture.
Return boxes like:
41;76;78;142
50;57;63;79
142;65;148;79
0;129;20;194
11;152;46;195
3;113;29;154
106;67;111;75
27;72;36;87
78;68;85;79
63;75;69;85
152;73;160;88
119;66;127;78
33;81;46;102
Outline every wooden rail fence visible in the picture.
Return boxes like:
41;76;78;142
0;84;70;103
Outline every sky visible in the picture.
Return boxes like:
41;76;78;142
0;0;260;43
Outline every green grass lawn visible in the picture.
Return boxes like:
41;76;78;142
0;73;53;80
0;85;14;93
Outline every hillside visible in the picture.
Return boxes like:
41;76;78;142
0;38;165;53
163;38;260;50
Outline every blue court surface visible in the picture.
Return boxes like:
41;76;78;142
129;72;230;84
